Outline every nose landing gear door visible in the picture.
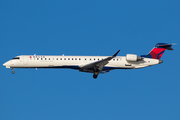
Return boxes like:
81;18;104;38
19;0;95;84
23;56;29;65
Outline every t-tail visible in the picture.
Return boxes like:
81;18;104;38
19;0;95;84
141;43;174;60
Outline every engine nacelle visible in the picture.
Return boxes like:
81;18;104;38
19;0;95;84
126;54;142;62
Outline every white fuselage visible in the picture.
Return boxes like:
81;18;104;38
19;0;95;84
3;55;161;72
3;43;172;78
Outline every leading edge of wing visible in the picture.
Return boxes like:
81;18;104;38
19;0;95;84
112;50;120;57
80;50;120;70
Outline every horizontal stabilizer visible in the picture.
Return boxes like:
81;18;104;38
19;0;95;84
155;43;175;50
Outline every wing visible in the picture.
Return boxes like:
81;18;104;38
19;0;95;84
80;50;120;72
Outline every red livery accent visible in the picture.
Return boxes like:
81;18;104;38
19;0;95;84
158;53;164;59
149;48;166;59
141;43;174;60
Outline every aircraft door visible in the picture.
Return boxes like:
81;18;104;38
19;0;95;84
23;56;29;65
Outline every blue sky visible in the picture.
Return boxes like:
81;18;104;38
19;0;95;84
0;0;180;120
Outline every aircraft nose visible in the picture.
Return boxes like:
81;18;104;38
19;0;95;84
3;61;11;69
3;62;7;66
3;61;10;66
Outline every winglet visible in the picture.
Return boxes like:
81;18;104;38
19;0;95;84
112;50;120;57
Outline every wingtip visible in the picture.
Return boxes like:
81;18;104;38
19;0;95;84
112;50;120;57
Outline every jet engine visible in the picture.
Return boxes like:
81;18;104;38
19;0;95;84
126;54;143;62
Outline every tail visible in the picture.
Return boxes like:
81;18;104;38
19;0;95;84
141;43;174;60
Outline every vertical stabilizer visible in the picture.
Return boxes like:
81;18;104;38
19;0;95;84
141;43;173;60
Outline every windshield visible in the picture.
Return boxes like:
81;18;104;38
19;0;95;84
11;57;20;60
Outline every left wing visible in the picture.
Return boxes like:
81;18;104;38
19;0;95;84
80;50;120;72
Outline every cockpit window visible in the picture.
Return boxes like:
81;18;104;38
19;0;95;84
12;57;20;60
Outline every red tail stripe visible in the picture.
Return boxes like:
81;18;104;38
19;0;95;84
158;53;164;59
152;48;166;54
150;48;166;59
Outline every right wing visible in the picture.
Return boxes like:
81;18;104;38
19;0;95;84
80;50;120;72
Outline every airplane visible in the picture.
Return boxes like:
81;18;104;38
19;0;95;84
3;43;174;79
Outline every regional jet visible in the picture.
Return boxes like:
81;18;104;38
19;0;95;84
3;43;174;79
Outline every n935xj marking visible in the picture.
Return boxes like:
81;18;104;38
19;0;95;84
3;43;174;79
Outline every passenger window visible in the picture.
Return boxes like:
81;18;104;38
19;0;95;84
41;58;43;60
75;58;77;60
79;58;81;60
45;58;47;60
64;58;66;60
68;58;70;60
49;58;50;60
72;58;73;60
85;58;86;60
37;58;39;60
60;58;62;60
57;58;58;60
94;58;95;60
90;59;91;60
